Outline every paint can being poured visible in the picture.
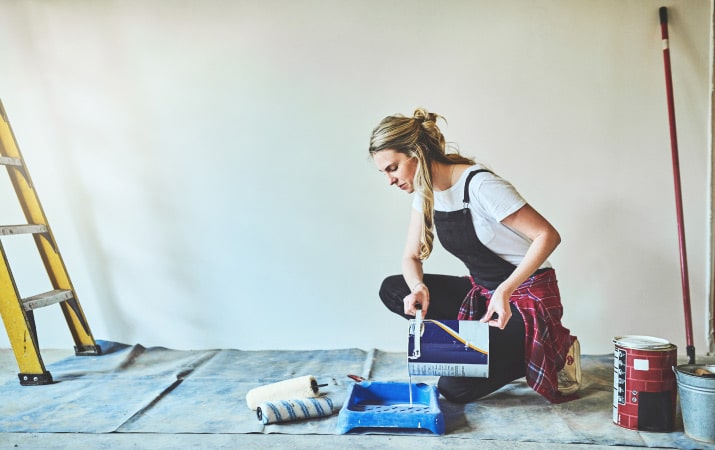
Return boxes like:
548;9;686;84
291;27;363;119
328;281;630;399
613;336;677;432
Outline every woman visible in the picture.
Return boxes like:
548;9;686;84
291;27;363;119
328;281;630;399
370;108;580;404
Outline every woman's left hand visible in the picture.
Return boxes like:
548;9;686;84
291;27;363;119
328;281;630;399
480;289;512;329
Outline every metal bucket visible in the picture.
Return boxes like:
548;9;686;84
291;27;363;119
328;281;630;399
673;364;715;443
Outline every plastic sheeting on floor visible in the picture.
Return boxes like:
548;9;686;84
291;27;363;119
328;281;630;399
0;341;711;449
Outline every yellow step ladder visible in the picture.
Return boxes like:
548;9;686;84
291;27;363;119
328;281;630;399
0;99;100;385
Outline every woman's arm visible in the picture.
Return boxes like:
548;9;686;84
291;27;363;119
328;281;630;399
401;208;430;317
480;203;561;329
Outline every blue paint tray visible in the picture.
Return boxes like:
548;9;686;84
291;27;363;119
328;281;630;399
335;381;444;435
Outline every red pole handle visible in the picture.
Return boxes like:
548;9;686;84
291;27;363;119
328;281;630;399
659;6;695;363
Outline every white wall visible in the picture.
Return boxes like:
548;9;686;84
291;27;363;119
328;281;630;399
0;0;710;355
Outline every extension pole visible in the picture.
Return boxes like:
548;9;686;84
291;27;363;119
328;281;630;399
659;6;695;364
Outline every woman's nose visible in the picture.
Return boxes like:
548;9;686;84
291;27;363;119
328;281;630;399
388;175;397;185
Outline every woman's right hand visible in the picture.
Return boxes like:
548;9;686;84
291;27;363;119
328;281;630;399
403;283;429;317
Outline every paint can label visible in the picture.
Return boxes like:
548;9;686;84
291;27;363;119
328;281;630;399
407;319;489;377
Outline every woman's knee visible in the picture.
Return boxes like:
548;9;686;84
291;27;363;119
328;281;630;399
379;275;408;317
437;376;483;404
438;372;523;404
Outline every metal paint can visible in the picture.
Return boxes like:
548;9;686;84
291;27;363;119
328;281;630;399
613;336;677;432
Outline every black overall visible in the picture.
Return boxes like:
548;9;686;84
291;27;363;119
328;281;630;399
378;169;527;403
433;169;516;290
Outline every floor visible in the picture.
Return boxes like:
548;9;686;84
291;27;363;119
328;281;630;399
0;433;650;449
0;344;712;449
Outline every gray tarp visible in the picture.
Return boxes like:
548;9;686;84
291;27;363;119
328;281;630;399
0;341;711;449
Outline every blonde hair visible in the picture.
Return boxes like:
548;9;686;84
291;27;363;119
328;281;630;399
369;108;475;260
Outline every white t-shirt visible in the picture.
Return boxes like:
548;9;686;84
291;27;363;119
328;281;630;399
412;164;551;268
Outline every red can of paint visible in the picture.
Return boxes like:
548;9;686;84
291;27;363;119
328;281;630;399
613;336;677;432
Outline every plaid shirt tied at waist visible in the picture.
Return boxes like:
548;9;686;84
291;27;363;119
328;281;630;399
458;268;577;403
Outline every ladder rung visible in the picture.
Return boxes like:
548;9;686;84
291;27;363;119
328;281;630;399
0;224;48;236
22;289;74;311
0;156;22;167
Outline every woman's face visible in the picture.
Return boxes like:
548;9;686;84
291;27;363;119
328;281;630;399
373;149;418;193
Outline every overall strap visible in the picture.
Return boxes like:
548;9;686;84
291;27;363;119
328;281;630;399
462;169;494;205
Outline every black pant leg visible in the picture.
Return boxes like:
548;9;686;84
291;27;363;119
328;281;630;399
379;274;472;319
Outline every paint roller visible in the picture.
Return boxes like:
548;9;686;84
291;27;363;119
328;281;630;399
245;375;325;410
256;396;337;424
